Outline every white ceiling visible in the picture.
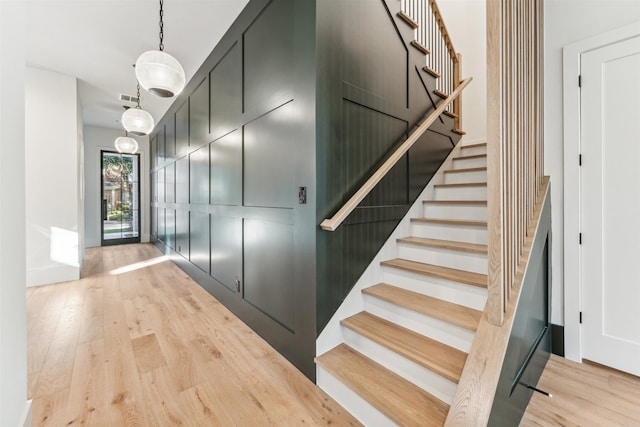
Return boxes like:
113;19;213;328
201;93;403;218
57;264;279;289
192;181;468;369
25;0;250;130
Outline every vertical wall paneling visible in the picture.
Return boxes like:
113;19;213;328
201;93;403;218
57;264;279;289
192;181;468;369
165;163;175;203
190;212;210;274
210;43;242;141
190;77;209;150
189;144;209;205
210;131;242;206
243;0;293;115
176;209;189;258
150;134;157;170
175;100;189;159
210;215;242;292
165;208;175;249
175;157;189;204
165;116;176;162
244;218;295;331
157;125;165;166
244;101;296;209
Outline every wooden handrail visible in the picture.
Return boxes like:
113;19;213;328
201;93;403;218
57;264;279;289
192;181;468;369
428;0;458;63
320;77;472;232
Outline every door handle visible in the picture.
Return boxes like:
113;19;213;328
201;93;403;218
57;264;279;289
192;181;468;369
102;199;108;221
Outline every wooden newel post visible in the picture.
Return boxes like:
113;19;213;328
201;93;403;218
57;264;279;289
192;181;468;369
453;53;462;131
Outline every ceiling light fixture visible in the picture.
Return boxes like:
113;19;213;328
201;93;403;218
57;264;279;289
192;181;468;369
114;132;139;154
122;81;154;135
135;0;186;98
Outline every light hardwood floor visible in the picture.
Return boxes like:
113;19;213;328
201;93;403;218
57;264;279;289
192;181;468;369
27;243;360;426
521;354;640;426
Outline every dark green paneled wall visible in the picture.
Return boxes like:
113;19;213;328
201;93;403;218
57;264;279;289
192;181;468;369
314;0;460;332
150;0;317;379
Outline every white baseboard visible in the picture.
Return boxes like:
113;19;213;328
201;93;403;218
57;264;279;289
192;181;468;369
26;264;79;287
20;400;32;427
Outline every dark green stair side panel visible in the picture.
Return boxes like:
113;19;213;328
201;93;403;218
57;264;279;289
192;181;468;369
488;188;552;426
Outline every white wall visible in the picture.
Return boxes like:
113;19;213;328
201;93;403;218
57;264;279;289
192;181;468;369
0;2;31;426
545;0;640;325
437;0;487;144
25;67;82;287
83;126;149;248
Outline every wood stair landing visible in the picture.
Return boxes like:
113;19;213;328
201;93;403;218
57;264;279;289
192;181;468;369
316;344;449;427
381;258;488;288
363;283;482;331
341;312;466;383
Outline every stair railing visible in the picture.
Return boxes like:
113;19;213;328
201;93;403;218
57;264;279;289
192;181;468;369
320;77;472;232
401;0;463;130
486;0;544;326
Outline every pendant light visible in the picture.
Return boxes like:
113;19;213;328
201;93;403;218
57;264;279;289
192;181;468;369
135;0;186;98
122;81;155;136
115;132;139;154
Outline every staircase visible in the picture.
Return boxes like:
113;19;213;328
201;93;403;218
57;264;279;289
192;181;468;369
316;142;489;426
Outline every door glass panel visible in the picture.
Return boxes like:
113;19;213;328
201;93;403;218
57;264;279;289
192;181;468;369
102;151;141;245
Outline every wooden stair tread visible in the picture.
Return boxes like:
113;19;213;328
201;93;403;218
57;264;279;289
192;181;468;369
411;217;488;227
411;40;430;55
452;128;466;135
397;236;488;254
423;66;440;79
381;258;488;288
443;110;458;119
397;11;419;29
444;167;487;174
423;199;487;205
434;182;487;188
461;142;488;149
434;90;449;100
341;312;466;383
363;283;482;331
454;153;487;161
315;344;448;427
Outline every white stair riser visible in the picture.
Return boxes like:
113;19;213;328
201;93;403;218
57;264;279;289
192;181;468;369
459;145;487;157
397;244;488;274
434;185;487;200
444;169;487;184
317;366;396;427
411;222;489;244
342;328;457;404
363;295;475;352
452;156;487;169
423;204;488;221
382;267;487;311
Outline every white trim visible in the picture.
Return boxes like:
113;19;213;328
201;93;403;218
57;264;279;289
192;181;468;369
20;400;32;427
562;21;640;362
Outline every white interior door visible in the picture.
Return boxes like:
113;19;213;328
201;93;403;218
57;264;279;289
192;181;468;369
581;35;640;376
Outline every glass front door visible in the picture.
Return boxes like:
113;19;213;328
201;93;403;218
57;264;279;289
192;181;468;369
101;151;140;245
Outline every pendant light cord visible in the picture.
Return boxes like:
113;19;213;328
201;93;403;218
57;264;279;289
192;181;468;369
136;82;142;109
159;0;164;51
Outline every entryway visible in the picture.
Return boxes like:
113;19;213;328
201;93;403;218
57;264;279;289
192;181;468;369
101;151;141;246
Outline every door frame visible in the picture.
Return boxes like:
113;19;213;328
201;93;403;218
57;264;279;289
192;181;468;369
100;150;142;246
562;21;640;362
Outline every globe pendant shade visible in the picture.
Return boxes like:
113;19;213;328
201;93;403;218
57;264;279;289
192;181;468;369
122;107;154;136
135;50;186;98
114;136;139;154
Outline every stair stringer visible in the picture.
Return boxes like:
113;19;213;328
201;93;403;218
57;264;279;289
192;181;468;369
316;142;465;357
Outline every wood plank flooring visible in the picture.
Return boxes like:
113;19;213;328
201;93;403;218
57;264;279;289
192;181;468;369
27;243;360;426
521;354;640;426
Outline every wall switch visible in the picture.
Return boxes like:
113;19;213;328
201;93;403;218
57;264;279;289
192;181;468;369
298;187;307;204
